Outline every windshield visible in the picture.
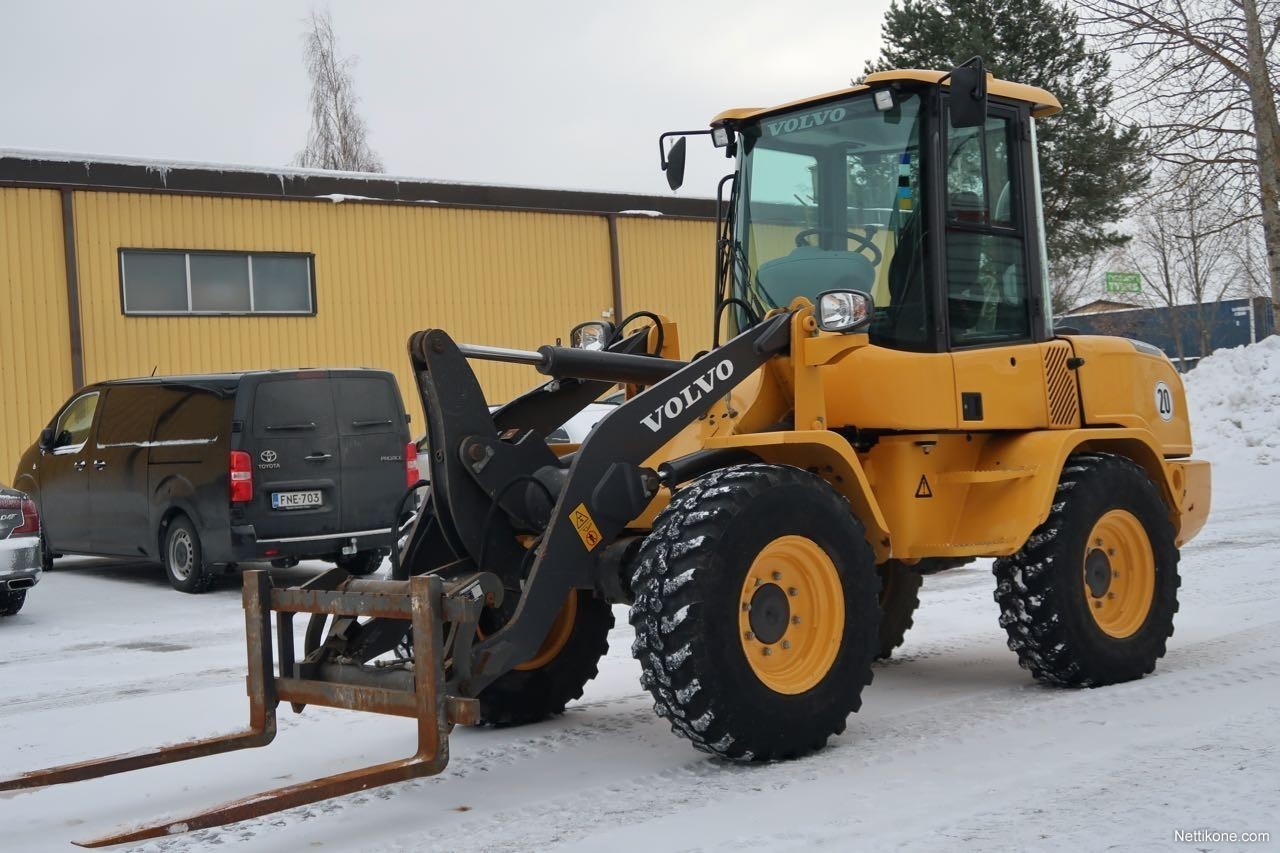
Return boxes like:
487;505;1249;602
734;91;930;349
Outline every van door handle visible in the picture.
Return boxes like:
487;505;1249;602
93;460;107;470
305;452;333;462
73;460;86;472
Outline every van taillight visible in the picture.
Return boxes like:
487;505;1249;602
229;451;253;503
405;441;420;488
4;497;40;537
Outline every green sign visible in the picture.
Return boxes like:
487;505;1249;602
1105;272;1142;293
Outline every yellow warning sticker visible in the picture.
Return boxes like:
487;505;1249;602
569;502;604;551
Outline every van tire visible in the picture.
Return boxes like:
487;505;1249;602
0;590;26;616
163;516;215;594
335;550;383;577
40;535;55;572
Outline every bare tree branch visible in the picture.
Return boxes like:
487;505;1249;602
294;9;384;173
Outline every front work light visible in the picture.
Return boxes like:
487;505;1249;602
570;320;615;351
873;89;895;111
816;290;874;333
712;126;731;148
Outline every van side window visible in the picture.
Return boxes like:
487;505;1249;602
945;112;1030;346
54;392;99;450
97;387;158;448
153;388;225;444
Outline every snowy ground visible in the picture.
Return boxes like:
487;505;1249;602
2;342;1277;851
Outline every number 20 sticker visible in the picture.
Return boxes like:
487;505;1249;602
1154;381;1174;422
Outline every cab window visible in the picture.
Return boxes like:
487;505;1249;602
736;92;930;350
945;112;1029;346
53;392;99;451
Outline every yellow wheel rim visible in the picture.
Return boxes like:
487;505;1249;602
738;535;845;695
1083;509;1155;639
514;592;578;671
476;593;578;672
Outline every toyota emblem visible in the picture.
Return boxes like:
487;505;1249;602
260;450;278;463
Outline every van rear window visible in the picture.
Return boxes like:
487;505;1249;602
252;379;337;437
333;377;401;435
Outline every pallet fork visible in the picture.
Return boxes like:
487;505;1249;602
0;570;489;846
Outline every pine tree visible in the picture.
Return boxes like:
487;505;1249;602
866;0;1147;272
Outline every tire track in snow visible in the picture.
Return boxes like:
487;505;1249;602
138;617;1280;853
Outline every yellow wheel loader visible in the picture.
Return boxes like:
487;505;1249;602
1;61;1211;845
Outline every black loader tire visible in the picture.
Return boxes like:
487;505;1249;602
876;561;923;659
477;589;614;726
0;590;26;616
335;550;384;577
993;453;1180;687
630;463;880;762
162;515;216;594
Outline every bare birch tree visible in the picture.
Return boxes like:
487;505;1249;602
1077;0;1280;332
1124;166;1241;364
294;9;384;173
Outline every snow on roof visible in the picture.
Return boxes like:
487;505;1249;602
0;146;586;195
0;148;712;216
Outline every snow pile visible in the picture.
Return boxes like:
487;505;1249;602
1184;334;1280;466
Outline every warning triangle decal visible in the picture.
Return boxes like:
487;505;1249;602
915;475;933;499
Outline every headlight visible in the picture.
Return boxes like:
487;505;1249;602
570;321;614;351
816;290;874;333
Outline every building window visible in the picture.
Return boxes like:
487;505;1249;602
120;250;315;315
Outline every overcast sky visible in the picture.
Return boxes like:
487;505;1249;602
1;0;892;197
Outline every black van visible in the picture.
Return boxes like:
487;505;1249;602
13;369;417;593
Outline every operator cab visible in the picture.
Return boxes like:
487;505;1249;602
677;65;1061;354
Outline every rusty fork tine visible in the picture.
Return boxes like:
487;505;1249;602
74;750;447;848
0;728;274;793
0;572;279;793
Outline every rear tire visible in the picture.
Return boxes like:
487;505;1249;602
335;550;383;577
40;535;54;572
477;589;613;726
0;590;26;616
630;463;879;762
993;453;1179;686
163;516;215;594
876;561;923;659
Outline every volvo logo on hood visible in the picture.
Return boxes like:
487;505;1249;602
640;359;734;433
260;450;278;463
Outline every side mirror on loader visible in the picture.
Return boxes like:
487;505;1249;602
948;58;988;129
663;136;687;191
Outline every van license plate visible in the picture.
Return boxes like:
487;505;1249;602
272;490;323;510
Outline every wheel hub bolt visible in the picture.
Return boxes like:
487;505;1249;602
792;615;801;625
772;571;782;581
742;602;751;612
761;647;772;656
744;631;755;641
781;640;791;650
788;587;798;597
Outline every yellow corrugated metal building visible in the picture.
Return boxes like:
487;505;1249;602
0;154;718;475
